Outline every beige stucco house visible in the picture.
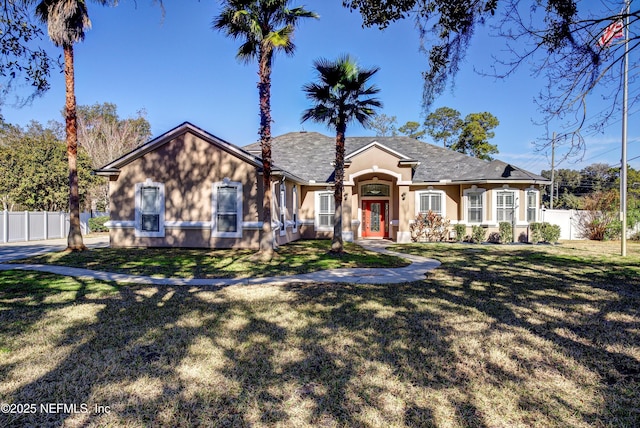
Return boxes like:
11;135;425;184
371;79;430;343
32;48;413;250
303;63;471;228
96;122;550;248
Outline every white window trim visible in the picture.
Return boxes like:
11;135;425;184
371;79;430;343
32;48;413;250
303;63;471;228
212;178;243;238
463;187;487;224
134;179;165;238
279;183;287;236
315;191;334;232
415;189;446;218
525;188;540;223
493;188;519;225
292;186;299;233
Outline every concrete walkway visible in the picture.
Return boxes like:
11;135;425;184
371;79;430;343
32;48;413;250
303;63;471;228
0;239;440;286
0;235;110;262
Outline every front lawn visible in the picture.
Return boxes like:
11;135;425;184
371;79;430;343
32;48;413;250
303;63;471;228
10;240;408;279
1;242;639;427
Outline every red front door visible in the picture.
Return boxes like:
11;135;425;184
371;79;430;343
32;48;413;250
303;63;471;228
362;200;388;238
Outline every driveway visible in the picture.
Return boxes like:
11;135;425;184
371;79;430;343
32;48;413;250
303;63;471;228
0;235;110;262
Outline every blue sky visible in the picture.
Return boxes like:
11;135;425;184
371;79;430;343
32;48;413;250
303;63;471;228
2;0;638;174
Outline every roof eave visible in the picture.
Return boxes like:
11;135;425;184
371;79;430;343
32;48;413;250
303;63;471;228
269;169;308;185
93;169;120;177
412;179;551;185
98;122;263;171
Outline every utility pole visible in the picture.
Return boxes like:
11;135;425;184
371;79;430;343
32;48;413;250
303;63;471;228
550;132;556;210
620;0;630;257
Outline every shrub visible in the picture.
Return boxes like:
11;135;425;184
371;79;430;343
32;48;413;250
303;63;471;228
499;222;513;243
541;223;561;243
576;190;619;240
530;222;561;243
529;222;543;243
88;215;109;233
604;219;622;241
471;225;486;243
488;232;501;243
410;211;451;242
453;224;466;242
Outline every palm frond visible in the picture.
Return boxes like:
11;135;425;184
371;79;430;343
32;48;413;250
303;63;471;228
36;0;91;47
301;54;382;130
214;0;317;65
265;25;294;50
237;40;259;63
285;6;319;25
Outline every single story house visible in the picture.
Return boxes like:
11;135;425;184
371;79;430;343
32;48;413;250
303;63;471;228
95;122;550;248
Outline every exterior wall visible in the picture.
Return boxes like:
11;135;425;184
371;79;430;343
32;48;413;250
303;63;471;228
298;184;356;242
298;186;318;239
265;180;542;244
345;145;413;183
456;183;542;241
395;185;462;242
109;131;262;248
110;227;261;249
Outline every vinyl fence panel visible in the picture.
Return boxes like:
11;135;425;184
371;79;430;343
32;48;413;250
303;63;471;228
47;212;65;240
2;211;91;243
0;211;5;243
28;211;46;241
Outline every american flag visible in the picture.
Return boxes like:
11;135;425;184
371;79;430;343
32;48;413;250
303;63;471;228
598;20;624;47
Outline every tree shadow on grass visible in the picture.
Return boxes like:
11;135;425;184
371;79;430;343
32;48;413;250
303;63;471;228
409;245;640;425
1;246;639;427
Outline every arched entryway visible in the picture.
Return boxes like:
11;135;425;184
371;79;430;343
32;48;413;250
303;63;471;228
360;182;391;239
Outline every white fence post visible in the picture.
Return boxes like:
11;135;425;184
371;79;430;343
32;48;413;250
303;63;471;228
44;211;48;240
24;210;29;242
2;210;7;243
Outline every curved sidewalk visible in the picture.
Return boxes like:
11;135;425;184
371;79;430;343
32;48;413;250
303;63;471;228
0;240;440;286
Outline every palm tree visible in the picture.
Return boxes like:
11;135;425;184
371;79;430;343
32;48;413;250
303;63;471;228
214;0;317;258
35;0;112;251
302;55;382;254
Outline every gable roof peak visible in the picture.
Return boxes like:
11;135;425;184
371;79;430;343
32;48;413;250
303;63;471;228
95;121;262;175
345;140;412;161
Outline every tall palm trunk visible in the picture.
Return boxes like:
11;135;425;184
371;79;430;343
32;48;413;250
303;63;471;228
258;46;274;257
331;122;346;254
64;44;86;251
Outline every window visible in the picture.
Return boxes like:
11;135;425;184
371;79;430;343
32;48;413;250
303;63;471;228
362;183;390;197
292;186;298;233
417;191;443;215
212;180;242;238
279;183;286;235
141;187;160;231
134;179;165;238
526;190;538;222
496;191;515;222
468;194;483;222
464;188;485;224
316;192;334;230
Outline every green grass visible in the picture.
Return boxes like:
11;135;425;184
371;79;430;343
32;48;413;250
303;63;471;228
1;241;639;427
10;240;408;279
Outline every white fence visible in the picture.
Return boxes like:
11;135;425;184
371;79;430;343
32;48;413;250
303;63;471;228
0;211;101;243
541;209;639;240
540;209;582;240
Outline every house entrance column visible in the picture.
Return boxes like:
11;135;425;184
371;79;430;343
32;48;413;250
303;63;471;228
397;185;411;243
343;184;354;241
